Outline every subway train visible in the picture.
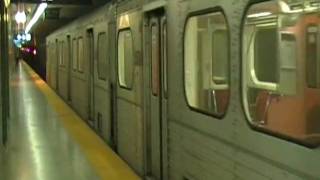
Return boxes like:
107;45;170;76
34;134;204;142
46;0;320;179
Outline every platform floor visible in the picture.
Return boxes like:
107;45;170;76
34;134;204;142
0;62;140;180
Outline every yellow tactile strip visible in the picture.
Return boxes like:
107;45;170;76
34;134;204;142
22;62;140;180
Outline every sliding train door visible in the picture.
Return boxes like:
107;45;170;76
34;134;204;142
145;11;167;180
116;11;144;175
92;20;115;146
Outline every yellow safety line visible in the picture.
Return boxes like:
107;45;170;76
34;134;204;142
22;62;140;180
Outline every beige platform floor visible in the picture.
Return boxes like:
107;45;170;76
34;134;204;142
0;62;139;180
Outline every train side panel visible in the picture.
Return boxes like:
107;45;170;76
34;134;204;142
166;0;320;179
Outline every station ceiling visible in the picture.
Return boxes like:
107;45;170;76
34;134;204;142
11;0;110;42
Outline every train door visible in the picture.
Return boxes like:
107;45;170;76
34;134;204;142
108;20;117;149
87;29;95;124
145;11;167;180
67;35;72;102
116;11;144;175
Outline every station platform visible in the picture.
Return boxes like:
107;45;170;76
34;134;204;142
0;61;140;180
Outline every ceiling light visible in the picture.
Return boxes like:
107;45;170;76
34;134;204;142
25;3;48;34
26;33;31;41
247;12;272;18
17;34;22;40
15;11;26;24
5;0;10;8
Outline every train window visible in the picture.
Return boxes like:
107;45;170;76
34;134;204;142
59;41;64;66
118;29;134;89
184;11;230;117
63;40;69;68
254;27;279;83
78;37;84;73
72;39;77;71
243;0;320;146
163;21;168;98
97;33;108;80
55;40;59;67
151;24;160;96
58;42;61;66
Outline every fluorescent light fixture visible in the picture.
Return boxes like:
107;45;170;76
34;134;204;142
5;0;10;8
279;1;291;13
25;3;48;34
15;11;26;24
279;1;304;13
247;12;272;18
26;33;31;41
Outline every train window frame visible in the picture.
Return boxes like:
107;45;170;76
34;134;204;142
97;32;108;81
78;37;84;73
117;28;135;90
183;7;231;118
241;0;320;148
72;38;78;71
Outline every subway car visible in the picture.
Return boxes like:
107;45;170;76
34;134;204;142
46;0;320;179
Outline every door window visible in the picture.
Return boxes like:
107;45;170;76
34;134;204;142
72;39;77;71
151;24;160;96
118;30;134;89
162;21;168;98
78;38;84;73
97;33;108;80
184;11;230;117
59;41;64;66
